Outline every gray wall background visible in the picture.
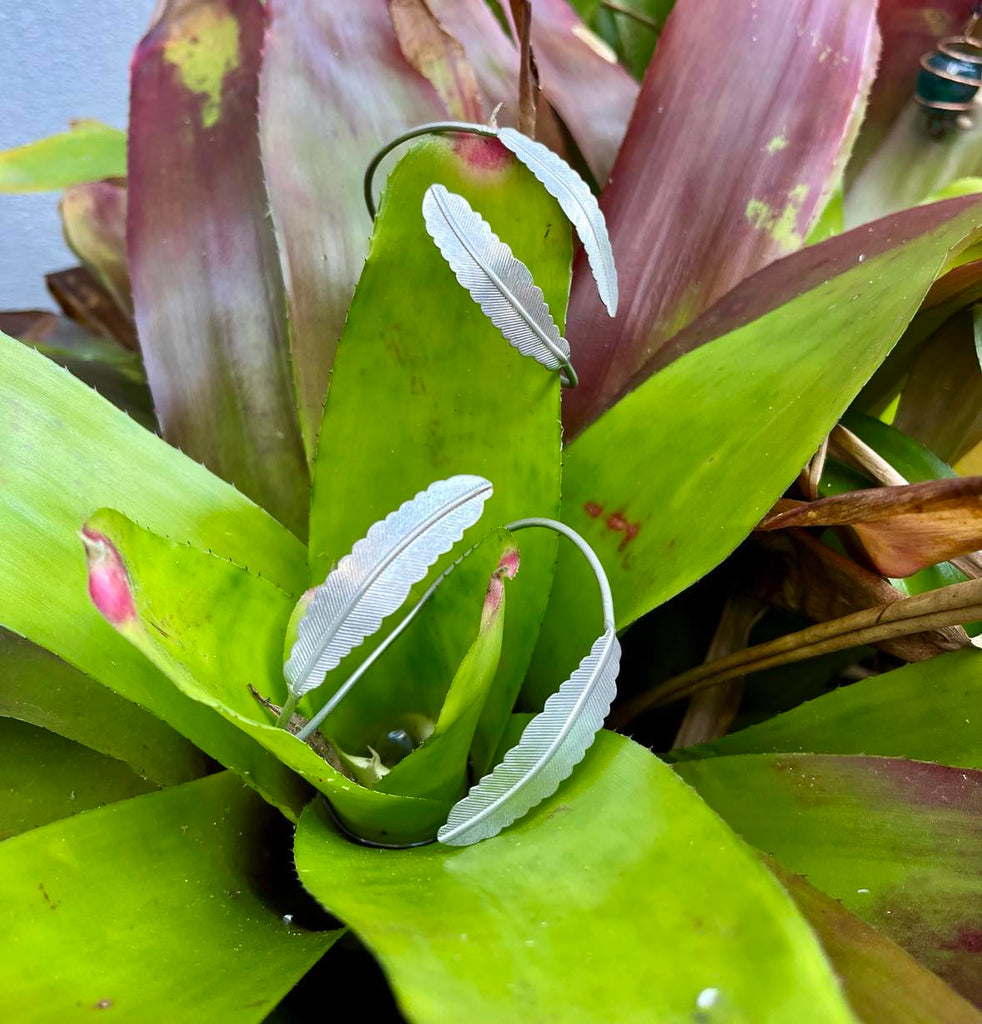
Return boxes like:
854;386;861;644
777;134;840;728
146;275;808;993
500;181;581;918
0;1;156;309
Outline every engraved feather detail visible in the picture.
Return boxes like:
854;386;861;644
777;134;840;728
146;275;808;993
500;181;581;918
438;627;620;846
497;127;618;316
285;474;492;699
422;183;571;373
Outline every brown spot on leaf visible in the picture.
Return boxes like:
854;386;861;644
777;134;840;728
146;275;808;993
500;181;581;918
606;510;642;552
583;501;604;518
38;882;59;910
94;999;114;1010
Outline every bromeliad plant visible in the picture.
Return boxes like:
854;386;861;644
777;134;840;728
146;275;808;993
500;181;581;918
4;0;982;1020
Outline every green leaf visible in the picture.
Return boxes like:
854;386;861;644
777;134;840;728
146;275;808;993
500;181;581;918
0;718;158;840
315;530;513;791
676;753;982;1004
0;121;126;193
84;508;452;844
842;412;957;483
0;312;154;429
768;857;982;1024
379;544;510;803
311;136;568;765
570;0;673;80
0;772;339;1021
527;199;982;704
672;647;982;769
295;730;857;1023
846;101;982;227
0;332;308;816
128;0;309;535
0;628;207;787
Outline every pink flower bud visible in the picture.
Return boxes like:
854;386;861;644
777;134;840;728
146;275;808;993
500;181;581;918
481;545;521;631
80;527;137;627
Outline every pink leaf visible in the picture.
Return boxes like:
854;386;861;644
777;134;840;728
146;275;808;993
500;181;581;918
562;0;880;435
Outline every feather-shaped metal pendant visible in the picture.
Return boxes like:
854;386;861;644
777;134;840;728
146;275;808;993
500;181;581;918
422;184;576;384
285;474;492;699
497;127;618;317
438;626;621;846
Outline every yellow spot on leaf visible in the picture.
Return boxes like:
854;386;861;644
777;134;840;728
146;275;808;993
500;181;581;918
745;184;810;251
163;7;240;129
765;134;788;154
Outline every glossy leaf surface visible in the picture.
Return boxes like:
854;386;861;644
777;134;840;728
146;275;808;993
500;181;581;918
673;647;982;768
0;311;153;428
0;772;338;1021
83;508;454;844
379;551;510;805
311;137;567;768
771;858;982;1024
0;121;126;192
296;731;856;1023
563;0;880;434
528;198;982;704
258;0;445;453
678;753;982;1004
0;628;206;786
0;718;158;840
129;0;308;535
0;332;307;816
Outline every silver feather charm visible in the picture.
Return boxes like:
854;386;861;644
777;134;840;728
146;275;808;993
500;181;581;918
422;184;572;378
438;626;621;846
285;474;492;699
497;127;618;317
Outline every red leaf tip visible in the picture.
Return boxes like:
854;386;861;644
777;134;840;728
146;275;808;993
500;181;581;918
80;527;137;627
452;133;510;174
481;545;521;630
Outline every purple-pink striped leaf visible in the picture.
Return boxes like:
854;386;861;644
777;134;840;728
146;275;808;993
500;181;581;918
258;0;445;455
424;0;637;183
562;0;880;436
529;0;639;185
128;0;307;535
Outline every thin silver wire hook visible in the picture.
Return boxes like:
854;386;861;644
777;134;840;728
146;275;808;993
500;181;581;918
365;122;579;389
300;518;614;740
308;517;616;850
364;121;498;219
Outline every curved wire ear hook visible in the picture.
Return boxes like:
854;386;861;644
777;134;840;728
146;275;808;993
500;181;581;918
309;517;617;850
364;121;498;219
505;518;615;628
